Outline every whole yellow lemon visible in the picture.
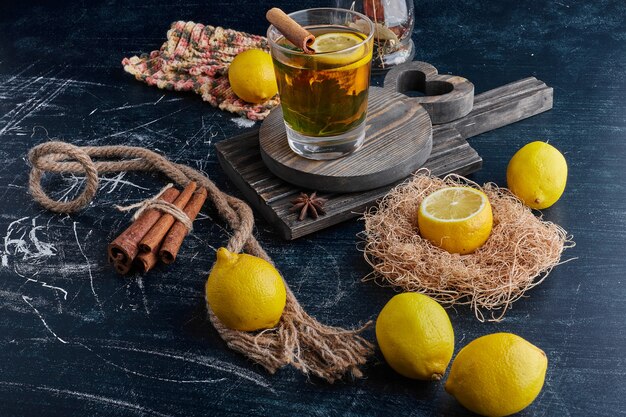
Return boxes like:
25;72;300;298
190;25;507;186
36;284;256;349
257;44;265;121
506;141;568;209
206;247;286;331
376;292;454;380
418;186;493;255
228;49;278;104
445;333;548;417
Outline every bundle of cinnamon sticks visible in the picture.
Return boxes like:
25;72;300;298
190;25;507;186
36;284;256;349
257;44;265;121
107;182;207;274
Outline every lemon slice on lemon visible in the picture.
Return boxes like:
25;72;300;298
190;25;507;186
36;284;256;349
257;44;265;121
310;32;369;67
417;187;493;254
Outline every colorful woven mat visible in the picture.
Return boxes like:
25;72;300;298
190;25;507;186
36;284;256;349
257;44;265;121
122;21;280;120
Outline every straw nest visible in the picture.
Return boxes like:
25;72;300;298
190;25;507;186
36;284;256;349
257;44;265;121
361;171;574;321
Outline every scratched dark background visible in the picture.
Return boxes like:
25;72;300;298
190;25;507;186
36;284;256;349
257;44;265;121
0;0;625;416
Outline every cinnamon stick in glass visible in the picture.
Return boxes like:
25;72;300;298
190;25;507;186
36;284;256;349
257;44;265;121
266;7;315;54
138;181;197;255
108;187;180;274
159;187;208;264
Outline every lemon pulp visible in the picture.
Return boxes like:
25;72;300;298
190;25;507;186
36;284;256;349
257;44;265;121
420;187;487;221
310;32;363;53
418;187;493;254
309;32;369;68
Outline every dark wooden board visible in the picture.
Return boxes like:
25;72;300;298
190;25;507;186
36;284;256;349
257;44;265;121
3;1;626;416
384;61;475;124
259;86;433;193
217;76;553;240
219;125;479;239
258;61;478;193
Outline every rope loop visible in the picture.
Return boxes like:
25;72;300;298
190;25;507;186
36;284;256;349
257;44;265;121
28;141;99;213
26;139;373;382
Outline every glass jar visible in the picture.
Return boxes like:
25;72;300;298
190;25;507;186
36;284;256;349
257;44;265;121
335;0;415;72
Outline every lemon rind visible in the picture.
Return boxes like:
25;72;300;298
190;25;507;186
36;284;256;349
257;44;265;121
419;187;488;223
310;32;364;53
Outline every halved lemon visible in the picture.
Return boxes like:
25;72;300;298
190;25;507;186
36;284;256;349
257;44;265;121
310;32;369;67
417;187;493;255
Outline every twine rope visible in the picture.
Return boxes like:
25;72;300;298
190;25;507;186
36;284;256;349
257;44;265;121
115;183;193;231
28;140;373;382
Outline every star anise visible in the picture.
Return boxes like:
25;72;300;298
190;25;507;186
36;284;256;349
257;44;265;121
290;192;327;221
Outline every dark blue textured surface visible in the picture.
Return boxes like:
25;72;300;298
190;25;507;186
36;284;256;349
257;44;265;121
0;1;625;416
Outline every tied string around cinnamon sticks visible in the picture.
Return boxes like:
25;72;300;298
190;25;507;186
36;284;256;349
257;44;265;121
27;141;373;383
109;182;207;274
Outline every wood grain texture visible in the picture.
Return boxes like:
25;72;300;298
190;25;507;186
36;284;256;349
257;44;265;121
1;1;626;416
219;124;479;239
384;61;475;123
259;85;433;192
258;61;477;193
218;76;552;240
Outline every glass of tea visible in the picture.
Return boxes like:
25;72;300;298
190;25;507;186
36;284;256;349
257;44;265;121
267;8;375;160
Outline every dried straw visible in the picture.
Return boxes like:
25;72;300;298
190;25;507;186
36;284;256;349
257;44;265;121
361;170;575;322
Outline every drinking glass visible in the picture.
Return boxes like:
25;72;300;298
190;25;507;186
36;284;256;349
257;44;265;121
267;8;375;160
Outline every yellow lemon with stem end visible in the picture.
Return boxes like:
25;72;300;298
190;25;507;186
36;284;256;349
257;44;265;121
506;141;568;209
376;292;455;380
228;49;278;104
445;333;548;417
417;186;493;255
206;247;286;331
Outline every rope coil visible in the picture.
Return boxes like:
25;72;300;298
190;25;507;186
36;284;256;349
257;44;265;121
28;140;373;382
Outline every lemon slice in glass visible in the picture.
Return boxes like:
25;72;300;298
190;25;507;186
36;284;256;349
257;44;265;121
310;32;368;67
417;187;493;254
311;32;364;53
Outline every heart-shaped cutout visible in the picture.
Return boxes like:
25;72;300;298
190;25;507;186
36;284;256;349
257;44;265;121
384;61;474;124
